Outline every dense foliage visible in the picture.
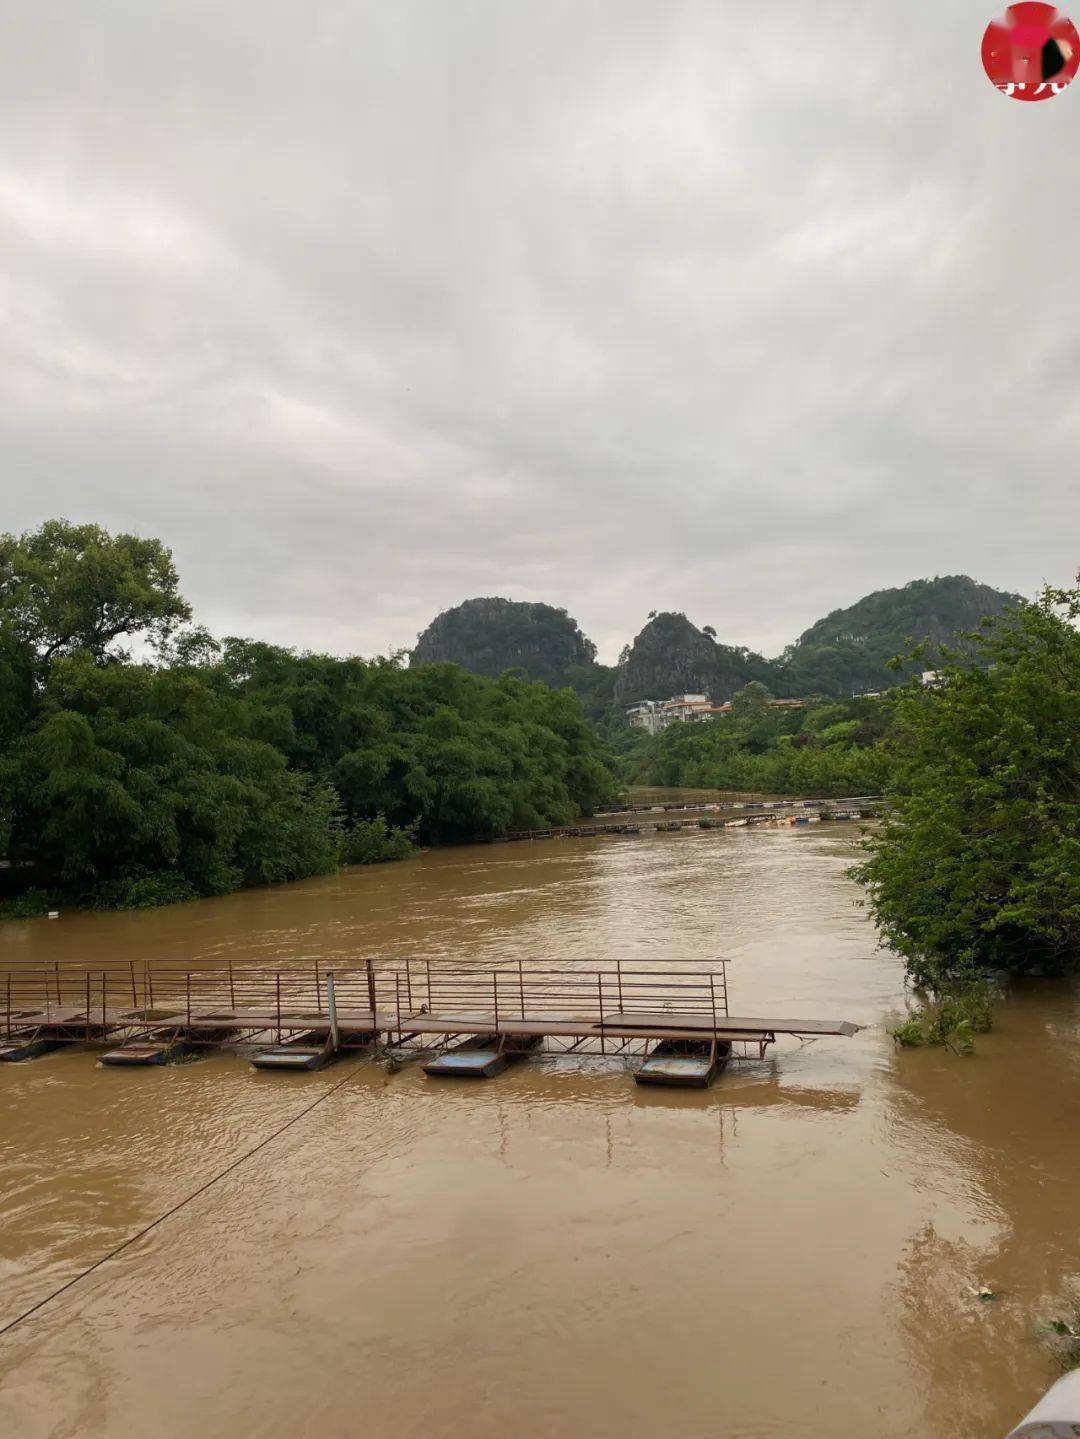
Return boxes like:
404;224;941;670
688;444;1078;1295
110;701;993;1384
0;519;192;663
0;522;615;913
412;597;604;688
628;688;894;796
412;576;1021;714
853;585;1080;989
775;575;1022;697
888;982;994;1054
205;642;614;842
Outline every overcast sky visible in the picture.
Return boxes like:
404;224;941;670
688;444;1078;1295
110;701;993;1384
3;1;1078;663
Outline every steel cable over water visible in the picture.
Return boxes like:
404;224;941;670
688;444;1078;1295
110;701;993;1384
0;1061;363;1339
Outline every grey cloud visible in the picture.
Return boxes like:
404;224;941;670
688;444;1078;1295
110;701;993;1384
2;0;1077;663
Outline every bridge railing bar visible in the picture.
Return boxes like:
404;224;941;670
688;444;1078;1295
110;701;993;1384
0;961;734;1035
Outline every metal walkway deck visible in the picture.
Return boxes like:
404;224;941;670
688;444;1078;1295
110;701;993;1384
0;959;860;1085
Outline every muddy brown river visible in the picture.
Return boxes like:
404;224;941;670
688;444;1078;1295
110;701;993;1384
1;822;1078;1438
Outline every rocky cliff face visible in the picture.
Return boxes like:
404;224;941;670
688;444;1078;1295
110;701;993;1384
411;576;1023;711
791;575;1020;652
776;575;1022;694
613;613;771;705
411;597;597;688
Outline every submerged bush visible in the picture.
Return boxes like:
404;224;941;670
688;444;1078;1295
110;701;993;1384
889;980;995;1054
91;871;199;910
344;814;416;865
1036;1297;1080;1373
0;888;58;920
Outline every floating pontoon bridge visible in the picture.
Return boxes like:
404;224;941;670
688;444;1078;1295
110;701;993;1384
0;961;858;1089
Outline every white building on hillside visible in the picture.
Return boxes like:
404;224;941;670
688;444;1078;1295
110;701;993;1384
626;699;667;734
660;693;714;723
628;693;724;732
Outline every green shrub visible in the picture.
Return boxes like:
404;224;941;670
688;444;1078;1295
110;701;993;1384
91;871;199;910
889;980;995;1053
0;888;58;920
889;1016;928;1048
344;814;416;865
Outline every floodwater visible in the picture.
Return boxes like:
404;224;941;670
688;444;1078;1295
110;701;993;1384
1;822;1078;1439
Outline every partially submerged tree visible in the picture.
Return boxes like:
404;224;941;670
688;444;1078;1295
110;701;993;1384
853;584;1080;989
0;523;617;909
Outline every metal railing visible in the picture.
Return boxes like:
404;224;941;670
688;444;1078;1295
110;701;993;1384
0;958;729;1041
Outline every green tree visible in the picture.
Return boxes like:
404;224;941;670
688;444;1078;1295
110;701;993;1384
853;585;1080;989
628;690;891;796
204;645;615;846
731;681;772;716
5;655;342;897
0;521;618;913
0;519;190;666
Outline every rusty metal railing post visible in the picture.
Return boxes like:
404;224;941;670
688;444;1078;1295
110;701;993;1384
228;961;236;1010
101;970;106;1030
147;964;154;1009
493;971;500;1034
129;960;137;1008
276;973;281;1043
518;958;525;1020
366;957;377;1023
395;972;401;1044
186;972;192;1027
616;958;624;1015
315;961;322;1015
406;959;413;1012
426;959;432;1013
710;974;717;1033
597;973;605;1054
55;962;61;1007
85;971;91;1041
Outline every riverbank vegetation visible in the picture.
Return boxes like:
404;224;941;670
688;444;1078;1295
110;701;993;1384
0;521;615;914
853;584;1080;994
625;684;895;795
888;980;995;1055
625;582;1080;1050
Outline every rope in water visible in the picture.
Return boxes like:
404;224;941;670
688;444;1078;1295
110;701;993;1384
0;1061;363;1338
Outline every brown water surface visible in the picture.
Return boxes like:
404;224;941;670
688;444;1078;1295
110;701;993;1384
1;823;1078;1438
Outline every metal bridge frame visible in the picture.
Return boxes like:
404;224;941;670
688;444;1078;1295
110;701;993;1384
1;958;855;1063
